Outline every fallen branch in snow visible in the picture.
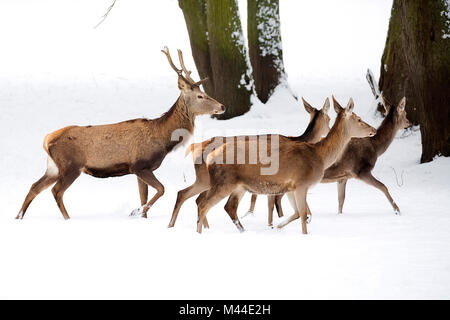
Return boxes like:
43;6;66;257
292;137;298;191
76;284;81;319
94;0;117;29
366;68;380;100
366;68;384;115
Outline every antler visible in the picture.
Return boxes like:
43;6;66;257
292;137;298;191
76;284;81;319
177;49;195;83
177;48;209;87
161;46;182;76
193;77;209;87
162;47;209;87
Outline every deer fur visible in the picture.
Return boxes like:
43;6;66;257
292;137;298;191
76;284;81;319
322;96;410;214
166;98;331;228
17;48;225;220
196;96;376;234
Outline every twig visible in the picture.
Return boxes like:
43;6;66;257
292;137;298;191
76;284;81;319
390;166;405;187
94;0;117;29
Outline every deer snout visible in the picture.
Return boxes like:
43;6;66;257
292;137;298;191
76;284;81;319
368;127;377;137
404;119;411;129
216;105;226;114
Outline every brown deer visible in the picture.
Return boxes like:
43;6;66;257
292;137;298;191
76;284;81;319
166;98;331;228
321;96;410;214
268;96;410;222
16;47;225;220
196;96;376;234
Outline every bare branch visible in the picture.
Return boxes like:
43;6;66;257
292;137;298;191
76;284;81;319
366;68;380;99
94;0;117;29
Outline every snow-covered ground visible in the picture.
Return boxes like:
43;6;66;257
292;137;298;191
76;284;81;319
0;0;449;299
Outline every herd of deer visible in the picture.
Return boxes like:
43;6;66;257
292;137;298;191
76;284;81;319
16;48;410;234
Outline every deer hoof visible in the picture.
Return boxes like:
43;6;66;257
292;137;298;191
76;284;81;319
130;206;144;217
393;203;401;215
241;211;254;219
16;211;24;220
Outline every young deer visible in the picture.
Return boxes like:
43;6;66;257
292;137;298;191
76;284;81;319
196;96;376;234
322;96;410;214
17;47;225;220
242;98;331;226
254;96;410;222
166;98;331;228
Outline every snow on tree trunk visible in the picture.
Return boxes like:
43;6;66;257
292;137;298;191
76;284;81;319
379;0;450;163
206;0;253;119
248;0;286;103
178;0;215;96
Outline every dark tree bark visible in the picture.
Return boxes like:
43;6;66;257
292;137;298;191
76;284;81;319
248;0;286;103
205;0;253;119
379;0;450;162
178;0;215;96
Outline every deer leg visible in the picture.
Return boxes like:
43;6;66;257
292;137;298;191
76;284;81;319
133;170;164;218
294;188;309;234
168;181;209;228
306;203;312;224
277;212;299;229
242;193;257;218
224;189;246;232
277;192;301;229
137;177;148;206
274;194;284;218
358;172;400;214
17;174;58;219
51;169;81;220
196;184;235;234
337;179;347;214
267;196;275;227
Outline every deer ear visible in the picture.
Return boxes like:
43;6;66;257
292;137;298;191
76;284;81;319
345;98;355;115
397;96;406;111
332;95;343;114
381;94;392;114
301;97;315;114
322;98;330;113
178;76;192;92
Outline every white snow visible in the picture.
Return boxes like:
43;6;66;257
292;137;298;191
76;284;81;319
0;0;449;299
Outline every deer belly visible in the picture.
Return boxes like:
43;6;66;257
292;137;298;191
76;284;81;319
83;163;131;178
244;179;295;195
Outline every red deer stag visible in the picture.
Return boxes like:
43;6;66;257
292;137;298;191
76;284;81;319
165;97;331;228
16;47;225;220
196;96;376;234
322;96;409;214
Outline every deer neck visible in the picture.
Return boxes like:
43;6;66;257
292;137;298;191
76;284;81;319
314;114;351;168
153;96;195;151
370;110;398;156
294;112;322;143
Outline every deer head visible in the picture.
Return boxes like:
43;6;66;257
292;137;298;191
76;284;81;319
162;47;225;116
332;95;377;138
302;97;331;138
381;95;410;130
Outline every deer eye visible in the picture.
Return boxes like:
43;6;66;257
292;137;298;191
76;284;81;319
198;95;204;99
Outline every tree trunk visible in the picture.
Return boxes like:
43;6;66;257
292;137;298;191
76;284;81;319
178;0;215;96
206;0;253;119
379;0;450;162
248;0;286;103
